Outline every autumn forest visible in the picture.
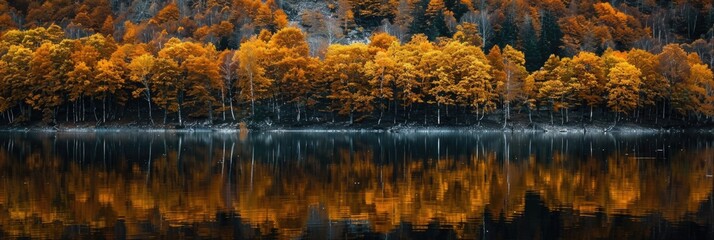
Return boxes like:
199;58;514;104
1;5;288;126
0;0;713;127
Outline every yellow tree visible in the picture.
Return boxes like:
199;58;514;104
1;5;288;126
522;74;537;123
422;46;450;125
365;51;397;124
571;51;606;121
269;55;319;123
527;55;561;123
487;45;505;97
108;43;149;111
0;45;33;122
552;57;586;123
452;22;483;47
185;55;222;123
151;57;181;124
28;42;64;123
626;49;668;121
322;43;372;124
100;16;114;36
536;56;573;125
235;37;271;117
217;50;238;121
266;27;312;121
0;60;10;121
158;39;211;124
438;40;492;124
687;64;714;118
500;45;527;128
93;59;125;123
254;2;274;30
367;32;398;54
50;39;77;122
66;44;101;120
66;61;93;122
128;54;156;123
657;44;691;118
606;62;641;122
85;33;117;60
391;34;431;123
364;32;399;124
153;3;180;24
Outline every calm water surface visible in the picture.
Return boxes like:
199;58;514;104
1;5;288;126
0;131;712;239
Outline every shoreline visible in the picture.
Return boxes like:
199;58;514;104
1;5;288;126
0;121;711;134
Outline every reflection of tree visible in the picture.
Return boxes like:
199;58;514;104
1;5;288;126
0;133;711;238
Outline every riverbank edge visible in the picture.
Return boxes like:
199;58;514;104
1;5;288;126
0;121;712;133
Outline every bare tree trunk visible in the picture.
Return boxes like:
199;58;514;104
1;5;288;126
146;89;153;124
297;103;301;122
437;102;441;125
503;101;509;129
208;101;213;124
102;97;106;123
229;97;235;121
249;72;256;117
221;89;226;121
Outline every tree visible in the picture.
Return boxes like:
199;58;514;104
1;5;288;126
158;39;211;124
558;15;610;55
500;45;526;128
535;55;574;125
422;45;452;125
235;37;271;117
322;43;372;124
151;57;181;124
592;2;644;49
217;50;238;121
1;45;33;122
154;3;180;24
522;72;537;123
396;34;433;122
368;32;398;53
452;22;483;47
128;54;156;123
441;40;493;124
0;12;16;33
571;51;606;121
606;62;641;122
273;9;289;29
66;61;93;122
100;16;115;36
266;27;315;122
93;59;124;123
626;49;667;120
364;32;399;124
687;64;714;118
365;50;396;125
657;44;691;118
28;42;64;123
185;55;222;123
254;1;274;30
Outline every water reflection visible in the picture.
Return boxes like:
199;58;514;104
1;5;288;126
0;132;712;239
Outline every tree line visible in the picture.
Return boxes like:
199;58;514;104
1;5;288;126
0;24;712;126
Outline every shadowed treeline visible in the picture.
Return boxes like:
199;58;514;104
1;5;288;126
0;132;713;239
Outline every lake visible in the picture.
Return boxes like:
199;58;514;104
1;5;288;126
0;131;712;239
